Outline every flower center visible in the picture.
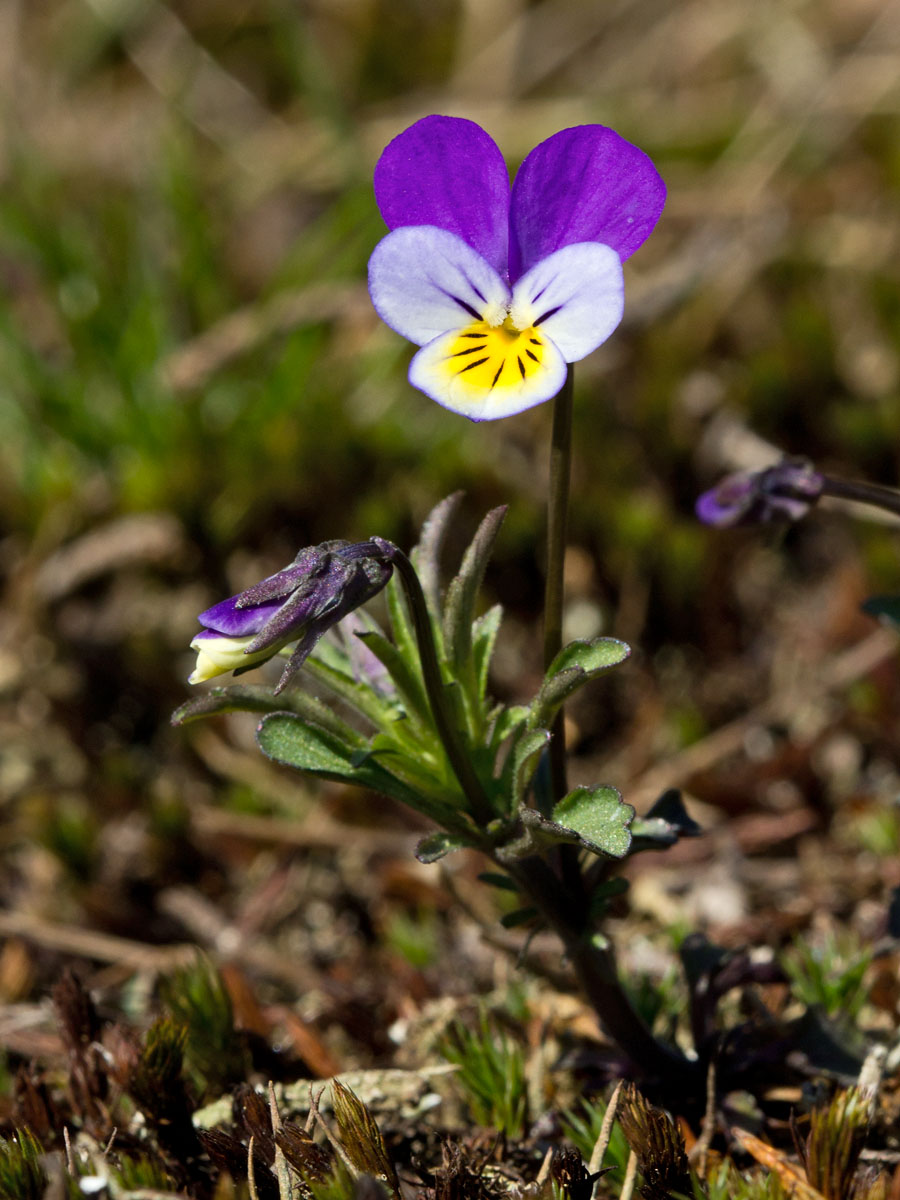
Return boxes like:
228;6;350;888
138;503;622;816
442;318;548;392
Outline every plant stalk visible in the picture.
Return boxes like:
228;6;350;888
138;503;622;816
390;548;495;827
544;365;574;805
820;473;900;519
503;853;700;1086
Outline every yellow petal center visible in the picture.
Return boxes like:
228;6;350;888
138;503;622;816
442;317;548;392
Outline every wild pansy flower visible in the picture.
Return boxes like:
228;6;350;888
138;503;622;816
695;460;824;528
368;115;665;420
189;539;396;693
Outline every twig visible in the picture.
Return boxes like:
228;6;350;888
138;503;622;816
0;912;200;973
589;1080;624;1198
305;1085;325;1135
63;1127;76;1175
535;1147;555;1187
269;1081;295;1200
691;1059;717;1176
308;1084;358;1179
619;1151;638;1200
247;1135;260;1200
192;802;417;854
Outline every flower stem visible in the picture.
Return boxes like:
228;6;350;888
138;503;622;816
389;548;495;828
820;474;900;519
544;365;574;805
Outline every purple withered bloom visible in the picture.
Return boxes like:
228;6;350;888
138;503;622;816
189;539;396;693
367;115;666;421
695;460;825;528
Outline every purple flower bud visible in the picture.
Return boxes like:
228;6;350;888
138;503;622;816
189;539;397;693
695;459;824;528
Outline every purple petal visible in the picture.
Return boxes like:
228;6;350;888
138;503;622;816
199;594;283;637
508;125;666;280
374;115;510;276
509;242;624;362
368;226;509;346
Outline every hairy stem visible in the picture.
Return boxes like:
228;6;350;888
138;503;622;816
389;548;495;827
503;853;699;1085
544;365;574;805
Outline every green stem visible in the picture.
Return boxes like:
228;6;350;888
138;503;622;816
502;853;700;1086
389;548;495;828
544;366;574;806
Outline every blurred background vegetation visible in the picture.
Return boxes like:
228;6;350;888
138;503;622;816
2;0;900;1028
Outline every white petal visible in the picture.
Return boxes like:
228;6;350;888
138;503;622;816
368;226;510;347
409;321;567;420
509;242;624;362
189;634;271;683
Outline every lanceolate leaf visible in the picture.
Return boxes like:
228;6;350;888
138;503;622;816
552;785;634;858
442;506;507;675
501;727;550;811
172;684;293;725
385;569;419;673
356;629;431;725
303;655;398;727
411;491;464;622
257;713;462;826
529;636;630;729
471;603;503;707
488;705;530;759
171;683;363;744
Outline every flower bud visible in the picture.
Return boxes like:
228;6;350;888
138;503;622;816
695;459;824;528
189;539;396;693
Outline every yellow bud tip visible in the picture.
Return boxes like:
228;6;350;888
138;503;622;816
188;633;260;684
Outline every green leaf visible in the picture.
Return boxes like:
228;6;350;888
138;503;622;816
862;595;900;629
552;786;634;858
172;684;286;726
411;491;464;624
529;637;630;729
415;831;470;863
442;506;507;675
356;629;431;725
472;603;503;707
171;683;363;744
257;713;461;825
363;731;454;798
385;568;419;673
495;806;582;860
303;655;398;727
500;727;550;811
